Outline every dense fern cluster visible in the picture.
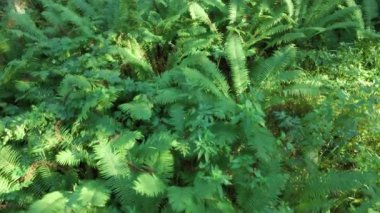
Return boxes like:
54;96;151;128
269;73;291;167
0;0;379;212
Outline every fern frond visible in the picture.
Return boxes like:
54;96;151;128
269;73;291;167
72;0;97;18
114;47;154;79
0;177;11;194
189;2;217;32
40;0;93;36
268;32;306;46
168;104;186;133
345;0;365;29
276;70;305;82
56;149;82;166
94;141;130;178
304;0;344;25
8;12;47;41
362;0;379;27
317;6;359;27
168;186;195;212
119;95;153;120
261;24;293;39
69;180;110;208
283;83;320;97
58;75;92;98
304;171;377;198
256;14;286;35
325;21;361;31
210;123;239;145
202;0;227;13
154;88;187;105
111;131;142;150
246;125;277;161
144;151;174;180
297;171;377;211
0;145;21;177
225;34;249;95
182;67;225;98
134;131;174;157
228;0;245;24
182;54;230;96
28;191;68;213
252;46;296;86
133;174;166;197
284;0;295;17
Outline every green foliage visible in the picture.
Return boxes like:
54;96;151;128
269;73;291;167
0;0;379;212
225;34;249;95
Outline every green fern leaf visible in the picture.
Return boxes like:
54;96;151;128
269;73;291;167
0;177;11;194
256;14;286;35
362;0;379;27
133;174;166;197
252;46;296;86
168;186;195;212
154;88;186;105
115;47;154;80
8;12;47;41
119;95;153;120
228;0;245;24
72;180;110;208
268;32;306;46
58;75;92;98
28;191;68;213
56;149;81;166
0;145;21;177
225;34;249;95
182;67;225;98
168;104;186;133
111;131;142;150
325;21;360;30
284;0;295;17
247;125;277;161
189;2;217;32
317;6;359;27
283;83;320;97
94;142;129;178
182;54;230;96
304;0;344;25
73;0;97;18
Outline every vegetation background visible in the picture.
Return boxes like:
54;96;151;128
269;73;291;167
0;0;379;212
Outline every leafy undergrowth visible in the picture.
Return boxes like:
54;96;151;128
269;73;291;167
0;0;379;212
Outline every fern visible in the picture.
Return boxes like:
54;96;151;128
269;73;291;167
69;180;110;209
8;12;47;42
182;54;230;96
361;0;379;28
189;2;217;32
294;171;378;212
167;186;195;212
133;174;167;197
182;67;225;98
225;34;249;95
28;191;68;213
228;0;245;24
56;149;82;166
94;141;130;178
119;95;153;121
252;46;297;86
0;145;21;177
